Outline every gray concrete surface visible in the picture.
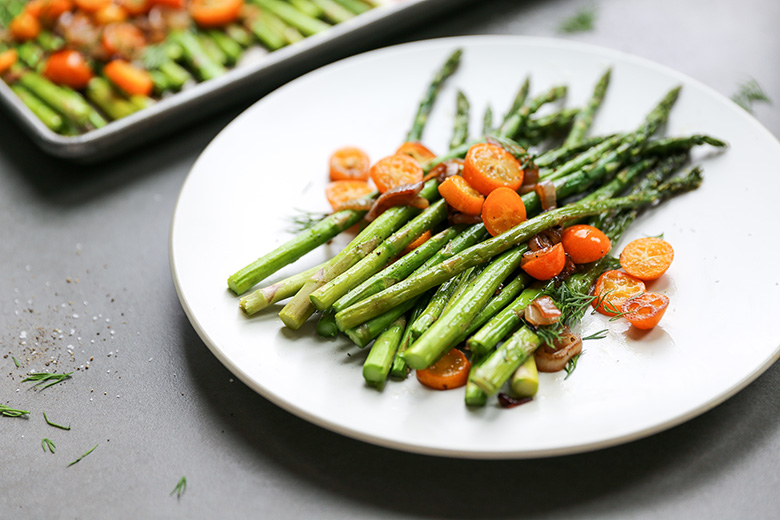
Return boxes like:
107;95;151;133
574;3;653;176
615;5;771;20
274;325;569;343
2;0;779;518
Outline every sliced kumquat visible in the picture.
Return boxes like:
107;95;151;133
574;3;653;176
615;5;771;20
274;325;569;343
395;141;436;164
401;230;431;256
561;224;611;264
329;147;370;182
368;154;423;194
521;242;566;280
438;175;484;215
621;292;670;330
325;180;373;211
482;187;526;236
416;348;471;390
104;59;154;96
43;49;94;89
190;0;244;27
592;270;646;316
9;12;42;41
0;49;18;74
619;237;674;281
462;142;524;196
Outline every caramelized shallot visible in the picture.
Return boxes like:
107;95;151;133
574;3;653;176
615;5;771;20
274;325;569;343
498;393;533;408
534;332;582;373
535;180;557;211
424;158;464;183
449;212;483;225
365;182;427;221
523;295;561;326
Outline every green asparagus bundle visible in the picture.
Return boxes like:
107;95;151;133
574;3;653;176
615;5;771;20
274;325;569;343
222;49;727;409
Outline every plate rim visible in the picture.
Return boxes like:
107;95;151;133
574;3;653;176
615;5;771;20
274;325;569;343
169;34;780;459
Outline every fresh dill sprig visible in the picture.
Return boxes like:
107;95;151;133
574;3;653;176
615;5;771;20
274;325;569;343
44;411;71;431
68;444;97;467
171;476;187;499
564;352;583;380
536;283;598;347
12;356;20;368
22;371;73;390
731;79;772;114
0;404;30;417
287;209;329;233
582;329;609;341
559;6;597;34
42;438;56;454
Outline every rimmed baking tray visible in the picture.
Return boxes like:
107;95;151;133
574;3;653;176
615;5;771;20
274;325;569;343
0;0;473;162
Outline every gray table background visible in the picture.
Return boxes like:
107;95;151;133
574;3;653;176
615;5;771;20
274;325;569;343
2;0;779;518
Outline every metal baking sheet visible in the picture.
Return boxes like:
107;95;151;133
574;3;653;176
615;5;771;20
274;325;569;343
0;0;474;162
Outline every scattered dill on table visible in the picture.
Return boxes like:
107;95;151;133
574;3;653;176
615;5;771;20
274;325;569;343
731;79;772;113
42;438;56;454
68;444;97;467
0;404;29;417
559;6;597;34
22;371;73;390
44;411;71;430
171;476;187;499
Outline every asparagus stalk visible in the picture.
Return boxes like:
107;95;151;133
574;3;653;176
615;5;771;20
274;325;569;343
332;0;371;14
312;0;355;23
334;189;682;332
198;32;230;66
207;30;244;65
564;68;611;146
253;0;332;36
85;77;138;120
402;246;527;370
512;356;539;397
334;223;488;323
482;104;493;135
240;261;327;314
278;183;435;329
246;11;287;50
390;296;429;378
228;202;370;295
545;86;681;181
226;24;255;47
11;84;64;131
170;30;226;81
289;0;323;18
450;90;470;149
332;226;460;313
406;49;462;142
467;286;543;356
499;85;568;138
316;308;339;337
470;326;541;396
345;296;420;347
534;134;616;168
641;135;727;155
310;198;448;310
500;76;530;128
18;72;92;125
464;354;488;407
409;271;463;339
363;316;406;388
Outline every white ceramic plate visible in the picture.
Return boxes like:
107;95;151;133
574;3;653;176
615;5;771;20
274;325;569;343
170;36;780;458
